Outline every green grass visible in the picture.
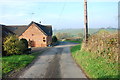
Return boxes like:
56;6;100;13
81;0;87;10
0;58;2;78
65;39;83;43
71;44;119;79
2;51;42;76
65;40;82;43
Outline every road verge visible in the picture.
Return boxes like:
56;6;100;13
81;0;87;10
71;44;118;79
2;47;49;78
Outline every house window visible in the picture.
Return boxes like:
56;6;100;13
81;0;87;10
32;34;34;36
43;37;45;39
43;40;46;42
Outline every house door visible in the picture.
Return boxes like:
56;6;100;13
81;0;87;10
31;40;35;47
28;40;35;47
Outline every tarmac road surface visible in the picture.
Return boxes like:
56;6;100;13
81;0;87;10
19;41;88;79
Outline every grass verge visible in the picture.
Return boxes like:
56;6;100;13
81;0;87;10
2;51;42;77
71;44;119;79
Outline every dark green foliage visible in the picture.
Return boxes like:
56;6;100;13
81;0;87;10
20;38;29;54
20;38;28;49
52;36;58;43
2;46;6;56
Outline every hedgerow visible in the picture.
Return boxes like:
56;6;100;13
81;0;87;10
81;30;118;62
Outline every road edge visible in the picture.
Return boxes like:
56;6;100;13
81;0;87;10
4;47;50;78
70;46;90;80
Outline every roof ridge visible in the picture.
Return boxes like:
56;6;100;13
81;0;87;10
33;22;52;36
6;25;27;26
43;25;52;27
2;21;52;36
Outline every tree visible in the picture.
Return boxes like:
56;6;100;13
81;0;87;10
52;36;58;43
56;32;72;40
20;38;28;53
3;34;25;55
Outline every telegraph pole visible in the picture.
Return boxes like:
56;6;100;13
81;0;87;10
84;0;88;43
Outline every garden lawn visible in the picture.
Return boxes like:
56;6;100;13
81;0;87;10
71;44;119;79
2;51;42;76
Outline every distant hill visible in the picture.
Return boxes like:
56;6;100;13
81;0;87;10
53;28;117;37
53;28;99;37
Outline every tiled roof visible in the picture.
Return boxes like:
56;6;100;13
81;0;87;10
33;22;52;36
0;25;14;38
3;21;52;36
5;25;28;36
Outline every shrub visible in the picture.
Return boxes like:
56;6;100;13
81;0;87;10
20;38;30;54
3;34;25;55
56;32;72;40
52;36;58;43
20;38;28;51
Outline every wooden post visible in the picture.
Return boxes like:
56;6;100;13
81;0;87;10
84;0;88;43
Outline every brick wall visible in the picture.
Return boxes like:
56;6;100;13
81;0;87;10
47;36;52;46
19;24;50;47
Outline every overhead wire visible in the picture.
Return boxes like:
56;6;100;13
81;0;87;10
55;2;67;29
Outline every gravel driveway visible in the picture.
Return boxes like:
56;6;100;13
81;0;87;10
18;41;88;79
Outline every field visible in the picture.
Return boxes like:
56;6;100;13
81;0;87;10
53;28;117;37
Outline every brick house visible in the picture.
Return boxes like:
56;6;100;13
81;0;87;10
1;21;52;47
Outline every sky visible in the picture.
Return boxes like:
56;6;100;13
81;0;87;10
0;0;119;30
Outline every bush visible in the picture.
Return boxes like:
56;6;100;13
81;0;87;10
81;30;118;62
52;36;58;43
20;38;28;52
56;32;72;40
3;34;25;55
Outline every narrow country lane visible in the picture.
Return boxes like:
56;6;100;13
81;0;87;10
18;42;88;78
